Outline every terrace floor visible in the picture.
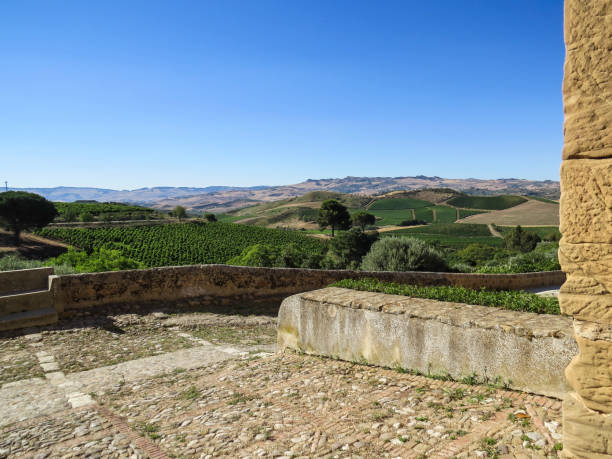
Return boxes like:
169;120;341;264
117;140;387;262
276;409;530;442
0;305;563;458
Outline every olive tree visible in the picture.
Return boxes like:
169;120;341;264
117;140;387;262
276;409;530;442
0;191;58;246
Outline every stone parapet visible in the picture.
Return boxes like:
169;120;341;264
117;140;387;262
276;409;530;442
48;264;565;313
277;287;576;399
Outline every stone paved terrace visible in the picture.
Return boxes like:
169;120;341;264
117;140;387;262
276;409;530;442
0;304;564;458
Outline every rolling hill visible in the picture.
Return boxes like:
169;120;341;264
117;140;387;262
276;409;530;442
15;175;560;214
457;200;559;226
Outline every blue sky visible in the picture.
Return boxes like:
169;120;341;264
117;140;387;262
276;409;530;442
1;1;564;189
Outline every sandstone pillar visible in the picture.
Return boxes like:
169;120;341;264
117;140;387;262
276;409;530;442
560;1;612;457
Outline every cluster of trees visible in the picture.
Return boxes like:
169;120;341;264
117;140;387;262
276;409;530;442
169;206;217;222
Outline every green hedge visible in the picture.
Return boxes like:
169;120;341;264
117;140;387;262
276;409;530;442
331;278;560;315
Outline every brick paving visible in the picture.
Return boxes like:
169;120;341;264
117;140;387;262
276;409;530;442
0;309;564;458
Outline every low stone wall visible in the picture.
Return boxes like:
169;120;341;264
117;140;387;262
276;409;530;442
48;264;566;313
0;267;54;296
278;287;576;399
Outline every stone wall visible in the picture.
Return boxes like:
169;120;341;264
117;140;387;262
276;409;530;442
560;0;612;456
0;267;54;296
278;287;576;399
49;264;565;313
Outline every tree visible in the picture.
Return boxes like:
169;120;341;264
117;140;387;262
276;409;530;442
323;228;378;269
317;199;351;237
203;213;217;222
0;191;58;246
172;206;187;221
504;225;541;252
351;211;376;231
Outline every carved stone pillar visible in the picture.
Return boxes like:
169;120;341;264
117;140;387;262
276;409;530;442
560;1;612;457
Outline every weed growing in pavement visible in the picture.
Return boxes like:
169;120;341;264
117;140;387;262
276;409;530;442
180;385;200;400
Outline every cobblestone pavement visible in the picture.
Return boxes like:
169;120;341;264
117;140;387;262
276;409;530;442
0;308;564;458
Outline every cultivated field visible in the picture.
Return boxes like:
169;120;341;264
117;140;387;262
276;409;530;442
36;222;325;267
458;200;560;226
382;224;504;249
446;195;527;210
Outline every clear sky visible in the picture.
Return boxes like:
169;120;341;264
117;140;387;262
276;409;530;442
1;0;565;189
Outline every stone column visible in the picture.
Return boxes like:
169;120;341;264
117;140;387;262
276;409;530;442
559;1;612;457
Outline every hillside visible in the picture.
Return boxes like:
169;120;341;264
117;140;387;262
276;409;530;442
457;200;559;226
227;191;369;228
16;175;560;214
222;189;560;230
446;195;527;210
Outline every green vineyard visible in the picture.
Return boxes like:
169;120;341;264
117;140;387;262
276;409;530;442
37;222;325;267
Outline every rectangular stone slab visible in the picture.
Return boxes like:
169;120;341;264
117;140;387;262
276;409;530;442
278;287;576;399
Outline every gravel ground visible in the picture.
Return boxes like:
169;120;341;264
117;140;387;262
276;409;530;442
0;308;563;458
97;352;563;458
0;336;44;385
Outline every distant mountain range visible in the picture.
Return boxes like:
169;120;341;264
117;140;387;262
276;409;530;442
13;186;269;204
15;176;560;214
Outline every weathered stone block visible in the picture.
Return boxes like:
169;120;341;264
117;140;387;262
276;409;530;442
563;392;612;457
559;241;612;322
278;288;576;398
563;0;612;160
566;331;612;413
560;160;612;244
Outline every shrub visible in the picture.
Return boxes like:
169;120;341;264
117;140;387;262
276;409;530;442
453;243;499;267
80;212;94;222
226;244;281;267
361;237;449;272
47;245;144;273
227;242;326;269
477;243;560;273
203;213;217;222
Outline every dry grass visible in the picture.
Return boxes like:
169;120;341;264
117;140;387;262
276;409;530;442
456;200;559;226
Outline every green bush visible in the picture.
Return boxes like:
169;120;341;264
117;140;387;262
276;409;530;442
332;278;560;315
47;246;144;273
477;243;560;273
453;243;500;267
226;242;326;269
80;212;94;222
361;237;449;272
226;244;281;267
